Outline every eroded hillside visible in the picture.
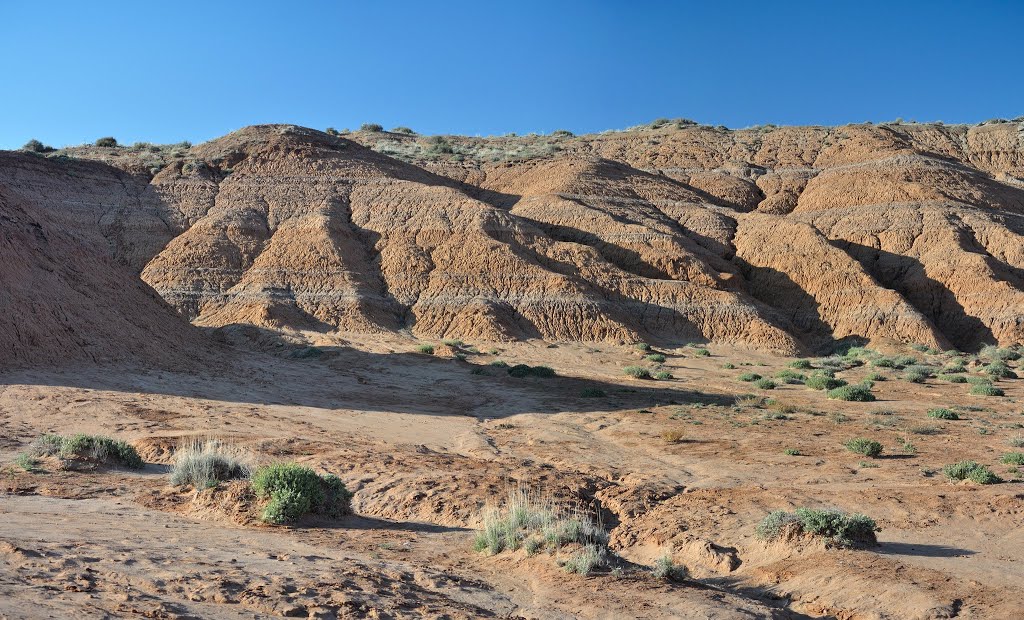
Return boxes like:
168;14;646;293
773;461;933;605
4;120;1024;362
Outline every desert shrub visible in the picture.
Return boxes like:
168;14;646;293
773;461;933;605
692;348;711;357
441;338;464;347
251;463;352;524
473;485;608;575
470;367;488;375
325;127;340;136
1008;433;1024;448
32;433;143;469
784;448;801;456
942;461;1001;484
984;361;1017;379
391;126;415;134
14;453;39;472
170;439;251;488
624;366;652;379
490;360;509;368
871;358;896;368
580;388;606;398
845;438;883;457
1000;452;1024;466
644;353;666;363
551;129;574;137
775;370;805;384
635;343;651;351
360;123;383;132
651;554;688;581
722;362;736;369
970;384;1005;397
416;344;434;354
866;372;886;382
660;429;685;443
738;372;762;382
944;359;967;373
562;544;606;575
828;384;875;401
927;408;959;420
967;375;992;385
757;508;878;548
806;375;845;390
892;355;918;368
938;373;968;383
980;345;1021;361
22;139;55;153
654;370;674;380
902;370;928;383
508;364;556;378
754;378;777;390
789;359;813;369
94;136;118;147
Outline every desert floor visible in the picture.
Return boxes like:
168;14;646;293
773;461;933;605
2;334;1022;619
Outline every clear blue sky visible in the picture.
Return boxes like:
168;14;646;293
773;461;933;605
2;0;1022;149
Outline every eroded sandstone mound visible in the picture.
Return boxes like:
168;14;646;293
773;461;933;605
3;120;1024;359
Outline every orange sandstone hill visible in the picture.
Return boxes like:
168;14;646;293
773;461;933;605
3;120;1024;363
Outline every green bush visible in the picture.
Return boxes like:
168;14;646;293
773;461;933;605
754;378;777;390
806;375;845;391
970;384;1005;397
22;139;55;153
490;360;509;368
170;440;250;488
654;370;674;380
942;461;1001;484
927;408;959;420
892;355;918;368
845;438;883;457
635;343;651;351
738;372;762;382
31;433;143;469
391;126;415;134
644;353;666;363
789;359;813;369
774;370;805;384
903;370;929;383
360;123;384;132
967;375;992;385
984;361;1017;379
828;384;875;401
980;345;1021;361
624;366;652;379
14;453;38;472
416;344;435;354
508;364;555;378
651;555;688;581
692;348;711;357
784;448;801;456
94;136;118;147
938;373;968;383
722;362;736;369
865;371;886;382
251;463;352;524
871;358;896;368
756;508;878;548
580;388;606;398
1000;452;1024;466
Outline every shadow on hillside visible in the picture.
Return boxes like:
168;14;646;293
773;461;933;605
1;327;735;418
875;541;976;558
835;240;995;351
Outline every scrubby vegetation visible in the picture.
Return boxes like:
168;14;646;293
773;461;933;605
738;372;762;382
624;366;652;379
789;359;813;369
360;123;384;132
1000;452;1024;466
651;554;688;581
970;384;1005;397
94;136;118;147
806;374;846;391
250;463;353;524
942;460;1001;484
756;507;878;548
580;388;606;398
644;353;666;363
845;438;883;457
170;439;251;488
927;408;959;420
416;344;435;354
473;486;609;576
754;378;777;390
827;384;875;401
774;370;805;384
692;348;711;357
30;433;143;469
653;370;674;380
507;364;556;378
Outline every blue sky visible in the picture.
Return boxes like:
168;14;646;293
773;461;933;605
2;1;1022;149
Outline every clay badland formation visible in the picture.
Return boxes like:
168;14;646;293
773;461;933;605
2;120;1024;619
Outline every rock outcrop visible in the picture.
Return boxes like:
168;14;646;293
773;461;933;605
3;120;1024;360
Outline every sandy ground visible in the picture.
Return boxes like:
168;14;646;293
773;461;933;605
2;334;1023;619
